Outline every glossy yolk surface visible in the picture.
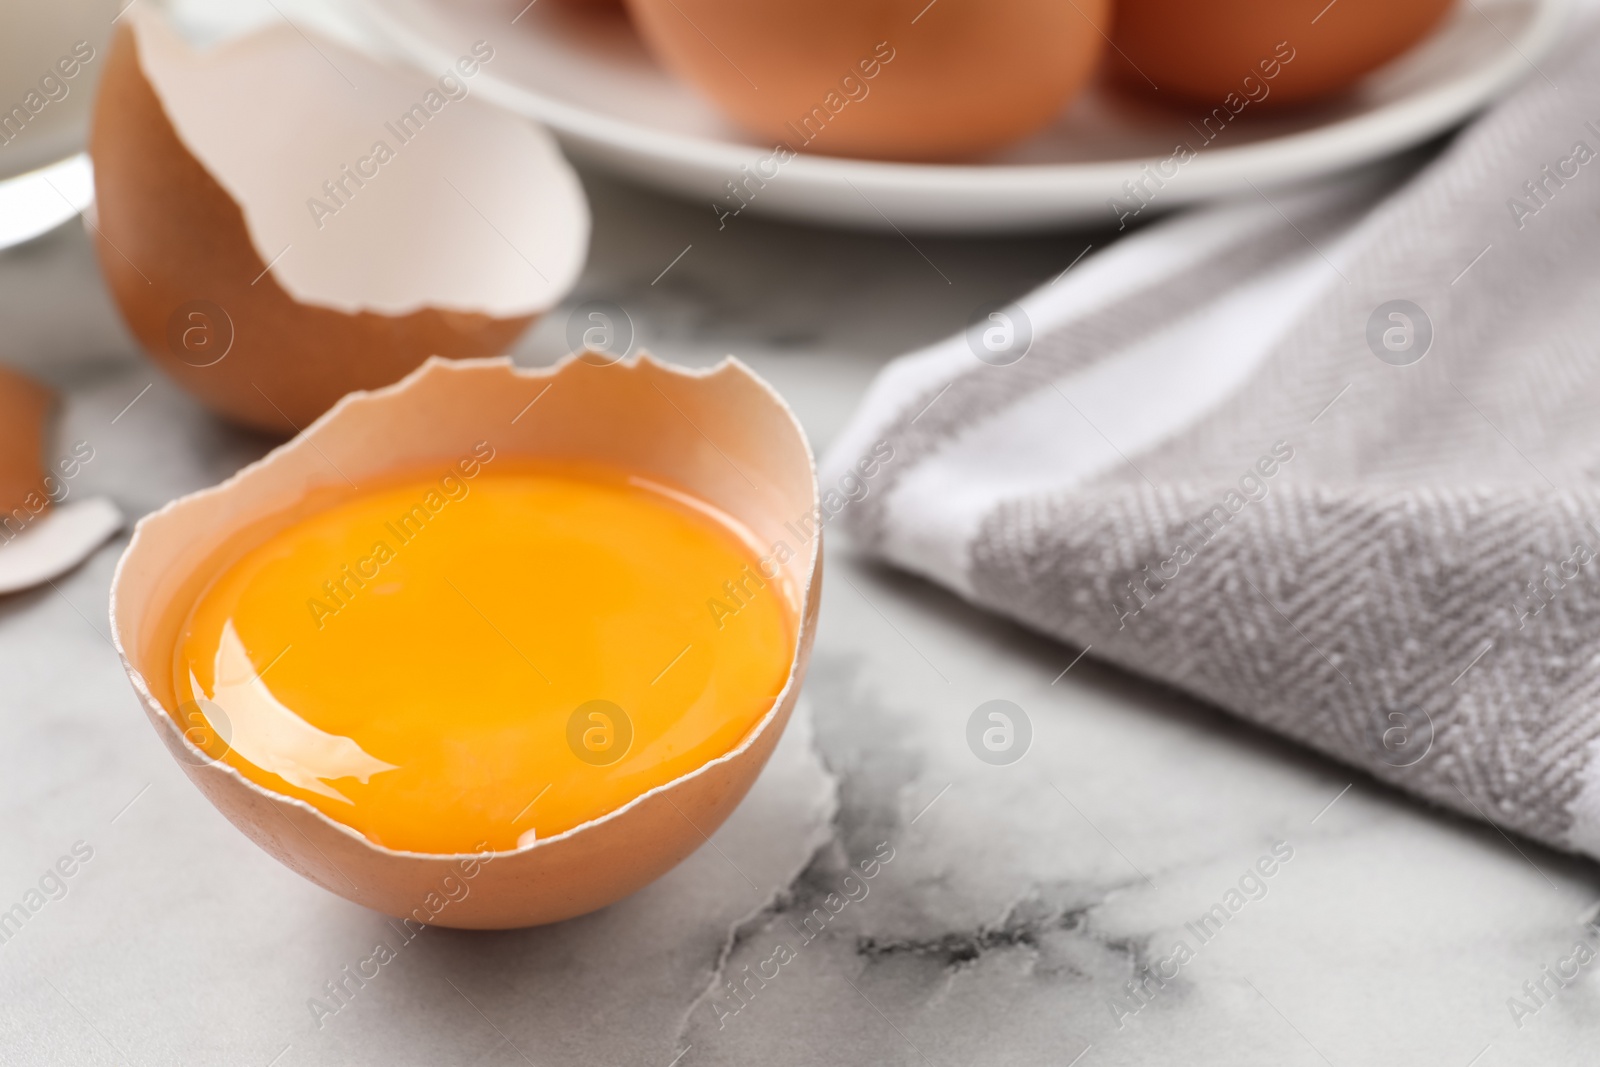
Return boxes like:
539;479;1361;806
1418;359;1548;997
170;462;797;854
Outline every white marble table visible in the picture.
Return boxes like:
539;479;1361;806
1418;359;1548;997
2;159;1599;1067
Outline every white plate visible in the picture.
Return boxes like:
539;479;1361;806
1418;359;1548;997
0;154;94;252
355;0;1568;233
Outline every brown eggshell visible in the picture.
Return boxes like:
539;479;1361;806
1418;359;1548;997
1108;0;1457;108
623;0;1112;161
110;354;820;928
0;365;53;522
89;11;588;434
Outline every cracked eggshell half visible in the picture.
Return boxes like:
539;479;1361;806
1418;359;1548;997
109;354;820;928
89;9;589;433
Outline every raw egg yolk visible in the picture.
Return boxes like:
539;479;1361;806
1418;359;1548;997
170;462;797;854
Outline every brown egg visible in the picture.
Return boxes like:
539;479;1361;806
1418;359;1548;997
1109;0;1456;108
89;10;588;434
623;0;1111;161
110;354;822;928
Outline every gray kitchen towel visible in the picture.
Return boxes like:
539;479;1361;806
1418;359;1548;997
821;27;1600;859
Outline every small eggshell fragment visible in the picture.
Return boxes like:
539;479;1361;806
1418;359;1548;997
0;499;124;597
110;354;820;928
89;10;589;433
0;365;53;520
623;0;1111;161
1108;0;1457;108
0;367;125;595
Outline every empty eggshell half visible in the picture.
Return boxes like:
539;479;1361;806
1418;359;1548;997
90;9;589;432
110;354;820;928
